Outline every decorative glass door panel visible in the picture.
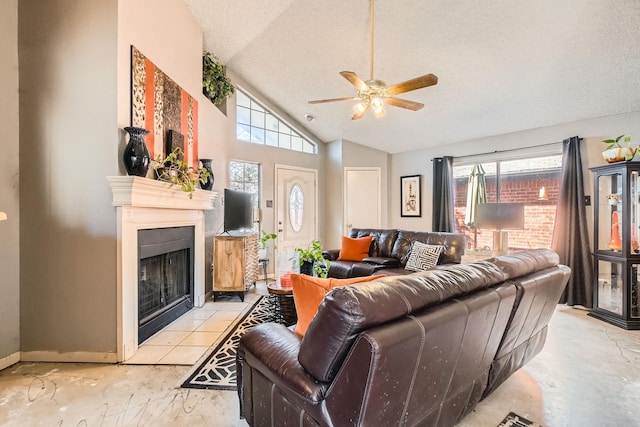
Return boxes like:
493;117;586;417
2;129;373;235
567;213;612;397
597;172;622;252
597;260;623;315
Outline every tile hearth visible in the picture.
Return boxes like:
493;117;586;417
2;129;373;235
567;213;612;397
127;291;263;365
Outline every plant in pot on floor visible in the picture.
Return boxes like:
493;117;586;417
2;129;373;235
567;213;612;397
258;230;277;260
153;147;211;198
295;239;330;278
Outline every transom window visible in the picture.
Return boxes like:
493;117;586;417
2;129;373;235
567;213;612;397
236;89;316;154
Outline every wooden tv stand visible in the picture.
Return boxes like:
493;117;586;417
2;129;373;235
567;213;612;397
213;233;258;301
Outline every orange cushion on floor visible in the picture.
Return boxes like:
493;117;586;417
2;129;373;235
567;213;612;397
337;235;373;261
291;273;383;337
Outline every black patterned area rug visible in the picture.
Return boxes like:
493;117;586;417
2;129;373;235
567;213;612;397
498;412;543;427
181;296;271;390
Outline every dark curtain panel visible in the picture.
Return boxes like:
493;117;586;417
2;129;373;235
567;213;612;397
551;136;594;307
432;156;455;232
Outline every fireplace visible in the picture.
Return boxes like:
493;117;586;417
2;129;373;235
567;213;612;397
138;226;194;344
108;176;217;361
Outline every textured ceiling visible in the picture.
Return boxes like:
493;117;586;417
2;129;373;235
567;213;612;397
184;0;640;154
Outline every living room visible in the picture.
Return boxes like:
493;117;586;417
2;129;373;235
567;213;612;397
2;0;640;426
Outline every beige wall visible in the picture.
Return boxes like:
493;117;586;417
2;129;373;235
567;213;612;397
0;0;20;363
18;0;118;357
390;110;640;253
323;139;390;249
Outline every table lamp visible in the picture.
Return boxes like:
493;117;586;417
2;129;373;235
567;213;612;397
476;203;525;256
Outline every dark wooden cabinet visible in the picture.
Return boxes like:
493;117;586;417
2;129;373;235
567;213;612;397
590;163;640;329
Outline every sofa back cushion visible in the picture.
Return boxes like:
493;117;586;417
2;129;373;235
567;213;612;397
391;230;466;265
349;228;399;258
290;273;384;337
298;261;506;382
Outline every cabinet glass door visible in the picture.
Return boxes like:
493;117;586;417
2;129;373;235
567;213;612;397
598;173;622;252
633;264;640;318
632;171;640;255
597;260;623;315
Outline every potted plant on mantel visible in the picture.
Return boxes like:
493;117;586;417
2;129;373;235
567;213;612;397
602;134;636;163
295;239;330;278
153;147;211;198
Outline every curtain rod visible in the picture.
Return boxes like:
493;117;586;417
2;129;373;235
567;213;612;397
456;140;565;158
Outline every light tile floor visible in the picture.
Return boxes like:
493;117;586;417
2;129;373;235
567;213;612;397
125;287;265;365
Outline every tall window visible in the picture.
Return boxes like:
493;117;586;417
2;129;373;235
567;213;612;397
453;154;562;251
229;161;260;230
236;88;316;154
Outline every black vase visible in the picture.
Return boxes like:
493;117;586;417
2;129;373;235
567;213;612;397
199;158;215;190
300;261;314;276
123;126;150;177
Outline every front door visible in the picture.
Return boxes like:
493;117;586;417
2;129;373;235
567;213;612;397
275;165;318;253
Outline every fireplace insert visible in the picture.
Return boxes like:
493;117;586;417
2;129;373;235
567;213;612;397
138;226;194;344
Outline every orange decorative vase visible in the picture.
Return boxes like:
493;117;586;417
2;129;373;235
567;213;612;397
609;211;622;251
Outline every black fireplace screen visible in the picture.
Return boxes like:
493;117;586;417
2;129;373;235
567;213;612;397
139;249;190;323
138;226;194;344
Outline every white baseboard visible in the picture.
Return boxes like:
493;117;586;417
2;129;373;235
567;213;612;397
20;351;118;364
0;352;20;371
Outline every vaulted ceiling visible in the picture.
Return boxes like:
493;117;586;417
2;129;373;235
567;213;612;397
184;0;640;154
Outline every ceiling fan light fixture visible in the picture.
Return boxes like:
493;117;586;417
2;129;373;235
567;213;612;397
371;96;384;111
373;106;386;118
354;101;368;114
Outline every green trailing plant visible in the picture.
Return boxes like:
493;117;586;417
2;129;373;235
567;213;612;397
295;239;330;278
154;147;211;198
603;134;632;149
202;52;235;106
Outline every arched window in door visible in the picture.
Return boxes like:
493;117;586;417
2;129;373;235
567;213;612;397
289;184;304;232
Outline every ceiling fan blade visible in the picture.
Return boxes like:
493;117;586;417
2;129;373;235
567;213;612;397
340;71;369;91
308;97;360;104
352;103;369;120
385;97;424;111
386;74;438;96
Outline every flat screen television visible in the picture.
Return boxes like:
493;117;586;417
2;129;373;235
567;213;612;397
476;203;525;230
224;189;254;233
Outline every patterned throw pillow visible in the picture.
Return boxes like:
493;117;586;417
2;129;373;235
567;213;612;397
405;242;444;272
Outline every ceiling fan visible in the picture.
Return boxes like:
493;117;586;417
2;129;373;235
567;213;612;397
308;0;438;120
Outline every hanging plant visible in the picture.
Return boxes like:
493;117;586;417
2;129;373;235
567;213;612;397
202;52;235;106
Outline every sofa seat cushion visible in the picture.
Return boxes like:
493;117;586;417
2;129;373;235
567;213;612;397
290;274;384;337
327;260;356;279
362;256;399;266
338;235;373;261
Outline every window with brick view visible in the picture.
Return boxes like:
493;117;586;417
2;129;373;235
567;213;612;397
453;155;562;251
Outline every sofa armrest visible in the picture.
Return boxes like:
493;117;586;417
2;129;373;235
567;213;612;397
362;257;400;267
322;249;340;261
237;323;327;403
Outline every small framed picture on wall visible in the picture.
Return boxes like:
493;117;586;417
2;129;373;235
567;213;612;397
401;175;422;217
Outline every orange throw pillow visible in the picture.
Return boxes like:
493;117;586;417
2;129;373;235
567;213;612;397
291;274;384;337
337;235;373;261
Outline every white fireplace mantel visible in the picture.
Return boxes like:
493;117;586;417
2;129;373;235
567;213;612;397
108;176;217;362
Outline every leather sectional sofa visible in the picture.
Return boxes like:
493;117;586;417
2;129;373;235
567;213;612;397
237;249;570;427
323;228;466;278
